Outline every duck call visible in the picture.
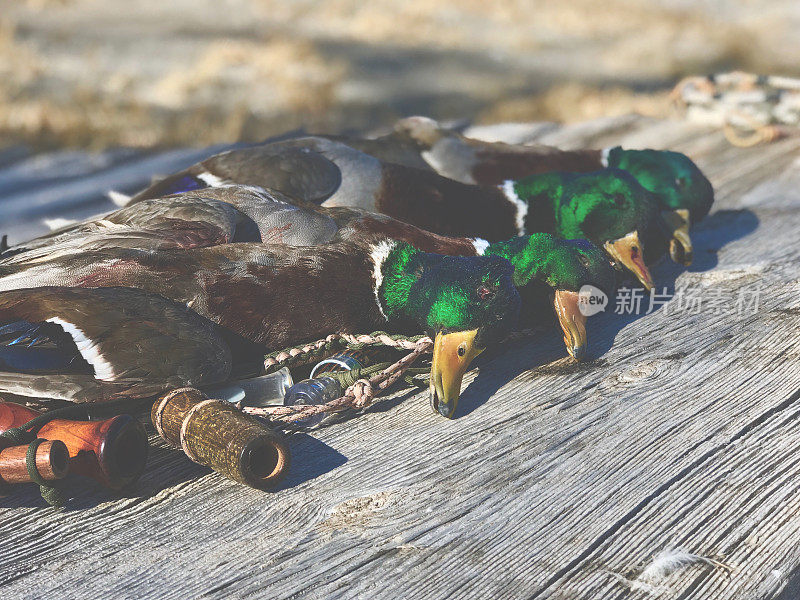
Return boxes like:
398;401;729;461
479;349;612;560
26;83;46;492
152;388;290;490
0;439;70;486
0;402;148;490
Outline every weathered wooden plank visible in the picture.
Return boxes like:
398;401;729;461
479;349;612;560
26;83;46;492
0;116;799;600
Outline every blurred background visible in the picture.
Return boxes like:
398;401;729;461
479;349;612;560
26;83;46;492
2;0;799;151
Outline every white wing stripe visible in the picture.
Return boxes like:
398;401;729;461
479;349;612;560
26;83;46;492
46;317;117;381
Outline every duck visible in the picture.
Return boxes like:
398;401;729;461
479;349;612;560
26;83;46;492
0;237;521;418
505;168;662;289
120;139;655;288
372;117;712;266
603;147;713;265
3;185;614;361
480;234;615;360
291;117;709;267
329;164;658;291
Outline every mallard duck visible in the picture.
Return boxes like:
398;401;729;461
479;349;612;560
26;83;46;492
505;168;662;289
0;238;521;417
480;234;615;360
332;165;658;291
3;185;614;361
604;147;713;265
381;117;712;266
120;140;655;288
305;117;710;267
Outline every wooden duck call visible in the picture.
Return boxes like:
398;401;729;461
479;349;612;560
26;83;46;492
0;402;148;490
0;439;70;486
152;388;290;490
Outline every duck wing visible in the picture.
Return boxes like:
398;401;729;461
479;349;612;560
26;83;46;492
188;186;340;246
323;133;433;171
2;186;342;265
129;144;343;205
1;194;250;264
0;286;233;402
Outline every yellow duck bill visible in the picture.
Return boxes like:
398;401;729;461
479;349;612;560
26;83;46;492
553;290;588;362
659;208;694;266
604;230;654;291
429;329;484;419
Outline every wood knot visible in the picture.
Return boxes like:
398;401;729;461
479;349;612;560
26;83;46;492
616;361;661;384
596;359;678;397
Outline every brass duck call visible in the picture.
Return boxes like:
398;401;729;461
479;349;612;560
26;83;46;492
0;402;148;490
152;388;290;490
0;439;70;486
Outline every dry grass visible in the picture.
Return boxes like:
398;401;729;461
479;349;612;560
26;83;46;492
252;0;760;69
0;0;797;150
0;26;349;150
150;38;346;115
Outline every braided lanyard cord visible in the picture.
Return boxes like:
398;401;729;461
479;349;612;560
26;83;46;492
262;331;428;374
252;327;542;424
250;332;433;423
671;71;800;147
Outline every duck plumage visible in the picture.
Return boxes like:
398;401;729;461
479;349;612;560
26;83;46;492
0;286;238;402
2;182;616;363
349;116;605;185
322;118;712;266
0;242;392;347
0;234;521;412
124;137;521;241
4;182;615;307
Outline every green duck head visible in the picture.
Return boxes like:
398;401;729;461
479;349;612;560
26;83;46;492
606;147;714;265
515;168;659;290
378;242;520;418
484;233;616;361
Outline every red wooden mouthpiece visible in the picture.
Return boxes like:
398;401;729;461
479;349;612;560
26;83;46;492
0;402;148;490
0;439;70;486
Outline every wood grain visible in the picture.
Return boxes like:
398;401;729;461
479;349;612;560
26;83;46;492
0;441;69;484
0;115;799;599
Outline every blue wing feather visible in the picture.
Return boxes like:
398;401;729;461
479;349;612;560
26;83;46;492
0;320;88;373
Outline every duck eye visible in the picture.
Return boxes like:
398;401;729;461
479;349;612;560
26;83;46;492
457;343;467;357
675;177;686;188
612;193;626;207
477;285;493;300
579;254;591;267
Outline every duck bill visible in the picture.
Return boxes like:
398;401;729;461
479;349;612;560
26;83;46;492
660;208;693;266
553;290;588;362
429;329;484;419
604;231;654;291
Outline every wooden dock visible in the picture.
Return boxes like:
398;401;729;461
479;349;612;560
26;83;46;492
1;115;799;599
